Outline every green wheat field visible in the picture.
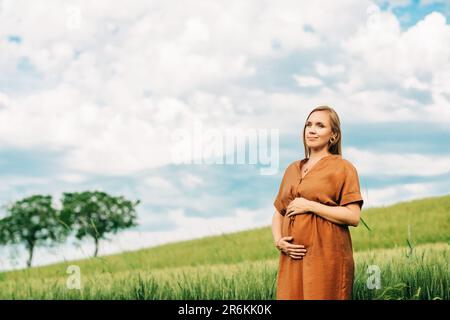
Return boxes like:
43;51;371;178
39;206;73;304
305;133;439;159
0;194;449;300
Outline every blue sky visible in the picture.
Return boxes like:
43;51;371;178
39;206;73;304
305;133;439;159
386;0;450;28
0;0;449;270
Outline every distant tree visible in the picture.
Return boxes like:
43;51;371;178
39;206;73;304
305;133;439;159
0;195;70;267
61;191;139;257
0;216;11;245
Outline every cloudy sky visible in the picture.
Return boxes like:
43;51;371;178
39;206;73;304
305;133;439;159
0;0;449;271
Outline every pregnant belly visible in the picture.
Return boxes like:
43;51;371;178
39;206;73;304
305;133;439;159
281;214;315;249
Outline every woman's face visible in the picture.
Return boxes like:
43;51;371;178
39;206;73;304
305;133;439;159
304;110;334;150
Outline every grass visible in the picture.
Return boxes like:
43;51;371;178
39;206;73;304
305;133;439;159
351;194;450;251
0;194;448;299
0;243;447;300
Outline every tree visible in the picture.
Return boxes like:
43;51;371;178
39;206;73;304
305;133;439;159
61;191;139;257
0;195;70;267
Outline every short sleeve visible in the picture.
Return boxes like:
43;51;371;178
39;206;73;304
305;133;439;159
339;162;364;209
273;165;292;216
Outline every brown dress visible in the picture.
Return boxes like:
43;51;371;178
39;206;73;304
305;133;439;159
273;154;364;300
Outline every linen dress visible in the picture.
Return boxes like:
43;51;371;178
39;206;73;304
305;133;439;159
273;154;364;300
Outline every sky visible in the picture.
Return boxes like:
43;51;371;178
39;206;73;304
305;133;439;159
0;0;449;271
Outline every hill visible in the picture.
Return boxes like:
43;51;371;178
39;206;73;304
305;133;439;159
1;194;448;281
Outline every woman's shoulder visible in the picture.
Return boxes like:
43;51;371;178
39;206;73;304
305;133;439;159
279;159;304;176
332;155;358;172
285;159;302;171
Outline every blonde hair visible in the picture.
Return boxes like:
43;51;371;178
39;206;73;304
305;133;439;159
302;105;342;158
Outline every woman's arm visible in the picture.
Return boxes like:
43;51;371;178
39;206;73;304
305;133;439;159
308;201;361;227
271;209;283;246
272;208;307;259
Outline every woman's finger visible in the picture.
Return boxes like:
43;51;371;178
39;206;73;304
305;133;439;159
290;248;307;253
287;246;306;252
287;244;305;249
289;250;306;256
288;250;305;256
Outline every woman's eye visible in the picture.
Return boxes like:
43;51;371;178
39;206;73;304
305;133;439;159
306;123;324;127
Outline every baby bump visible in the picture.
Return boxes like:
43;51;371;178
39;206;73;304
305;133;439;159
281;214;315;249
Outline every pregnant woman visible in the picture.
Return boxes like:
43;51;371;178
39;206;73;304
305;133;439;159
272;105;364;300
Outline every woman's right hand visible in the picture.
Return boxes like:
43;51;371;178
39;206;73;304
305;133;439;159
276;236;307;259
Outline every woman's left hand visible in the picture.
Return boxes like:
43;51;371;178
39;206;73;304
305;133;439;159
286;197;313;218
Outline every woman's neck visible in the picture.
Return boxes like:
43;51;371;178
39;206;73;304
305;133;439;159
308;151;332;161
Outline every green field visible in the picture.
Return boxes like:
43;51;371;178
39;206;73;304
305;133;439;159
0;194;449;300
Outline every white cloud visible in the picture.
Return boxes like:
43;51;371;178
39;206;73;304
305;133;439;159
345;147;450;177
343;11;450;92
315;62;346;77
143;176;173;190
363;180;448;208
293;75;323;87
57;173;88;184
1;1;448;176
403;76;430;91
180;173;204;188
